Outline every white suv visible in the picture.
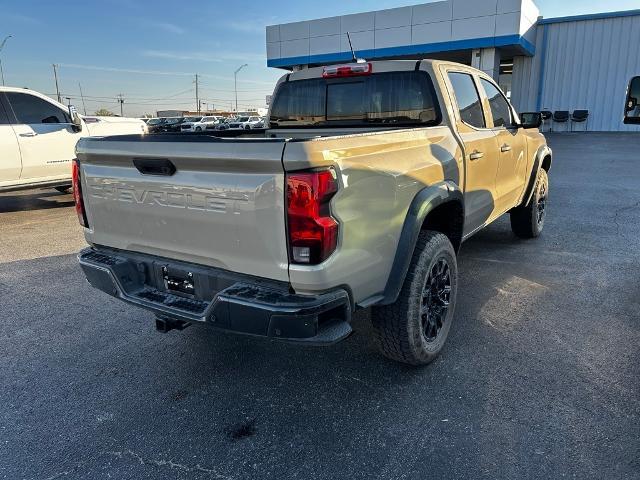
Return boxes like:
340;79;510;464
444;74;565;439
195;115;225;131
0;87;147;192
223;115;263;130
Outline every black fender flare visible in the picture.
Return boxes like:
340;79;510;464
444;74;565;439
519;144;552;208
379;181;463;306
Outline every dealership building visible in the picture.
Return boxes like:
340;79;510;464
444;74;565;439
266;0;640;131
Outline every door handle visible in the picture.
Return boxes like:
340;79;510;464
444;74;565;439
133;158;176;176
469;150;484;161
500;144;512;152
19;132;37;137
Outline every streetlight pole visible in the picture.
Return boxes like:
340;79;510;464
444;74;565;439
52;64;62;102
234;63;248;112
0;35;13;86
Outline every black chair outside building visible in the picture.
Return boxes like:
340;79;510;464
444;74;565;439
570;109;589;131
552;110;570;131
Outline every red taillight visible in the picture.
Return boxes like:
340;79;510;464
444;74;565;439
322;62;372;78
71;159;89;228
286;168;339;264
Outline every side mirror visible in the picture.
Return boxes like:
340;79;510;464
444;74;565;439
624;76;640;124
68;105;83;132
519;112;542;129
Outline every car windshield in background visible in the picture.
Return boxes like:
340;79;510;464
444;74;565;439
165;117;181;124
185;117;202;122
147;118;164;125
270;71;441;128
237;117;250;122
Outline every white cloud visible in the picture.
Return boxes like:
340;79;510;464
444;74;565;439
141;49;265;63
4;13;41;25
225;21;264;35
57;63;195;76
141;50;222;63
55;62;276;86
145;21;184;34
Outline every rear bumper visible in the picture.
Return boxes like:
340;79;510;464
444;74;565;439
78;247;352;345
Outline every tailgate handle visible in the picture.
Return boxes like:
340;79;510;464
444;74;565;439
133;158;176;176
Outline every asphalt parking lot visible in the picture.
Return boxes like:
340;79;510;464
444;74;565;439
1;133;639;480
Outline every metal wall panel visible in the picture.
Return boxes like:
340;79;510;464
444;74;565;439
511;14;640;131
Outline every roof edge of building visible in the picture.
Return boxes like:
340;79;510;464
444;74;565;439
539;8;640;25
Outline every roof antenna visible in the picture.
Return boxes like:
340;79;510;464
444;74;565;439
346;32;366;64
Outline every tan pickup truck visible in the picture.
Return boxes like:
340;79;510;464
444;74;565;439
74;60;551;365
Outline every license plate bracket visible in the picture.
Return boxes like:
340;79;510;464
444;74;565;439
162;265;196;297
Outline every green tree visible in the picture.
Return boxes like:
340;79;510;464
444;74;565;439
94;108;115;116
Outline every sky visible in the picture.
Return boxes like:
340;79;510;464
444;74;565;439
0;0;637;117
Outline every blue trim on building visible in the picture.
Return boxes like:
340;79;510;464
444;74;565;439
535;24;549;112
538;9;640;25
267;34;535;68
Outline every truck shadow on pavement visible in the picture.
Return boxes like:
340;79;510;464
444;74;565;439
0;190;74;213
3;212;636;479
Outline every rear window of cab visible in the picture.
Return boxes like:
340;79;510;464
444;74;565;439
269;70;442;128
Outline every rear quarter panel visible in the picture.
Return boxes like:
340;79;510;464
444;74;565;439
283;126;462;303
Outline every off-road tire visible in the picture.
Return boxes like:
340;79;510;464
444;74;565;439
195;126;202;132
510;168;548;238
371;231;458;366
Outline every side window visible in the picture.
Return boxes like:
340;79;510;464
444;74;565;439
5;92;70;125
0;98;9;125
448;72;485;128
480;78;512;128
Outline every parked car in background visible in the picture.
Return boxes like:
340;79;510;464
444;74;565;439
146;117;167;133
179;116;204;133
223;115;263;130
162;117;186;133
193;115;225;131
74;60;550;365
213;117;234;130
0;86;147;193
624;76;640;124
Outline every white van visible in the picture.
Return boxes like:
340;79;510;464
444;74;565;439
0;87;147;192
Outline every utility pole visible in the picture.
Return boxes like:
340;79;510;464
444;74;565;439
234;64;248;112
52;64;61;102
78;82;87;115
195;73;199;113
117;93;124;116
0;35;12;86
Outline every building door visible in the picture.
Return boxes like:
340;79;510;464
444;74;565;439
446;71;500;236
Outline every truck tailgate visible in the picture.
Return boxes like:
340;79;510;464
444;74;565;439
76;135;290;282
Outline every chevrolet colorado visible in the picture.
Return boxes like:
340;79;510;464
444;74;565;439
0;87;147;192
75;60;551;365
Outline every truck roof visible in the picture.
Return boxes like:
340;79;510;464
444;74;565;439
282;59;484;84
